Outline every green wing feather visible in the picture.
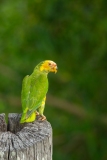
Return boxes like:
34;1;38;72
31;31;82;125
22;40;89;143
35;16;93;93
21;75;30;111
20;69;48;123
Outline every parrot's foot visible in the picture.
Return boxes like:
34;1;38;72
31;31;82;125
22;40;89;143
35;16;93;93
36;111;39;116
38;115;46;121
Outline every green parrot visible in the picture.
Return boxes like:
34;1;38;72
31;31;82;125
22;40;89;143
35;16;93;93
20;60;57;123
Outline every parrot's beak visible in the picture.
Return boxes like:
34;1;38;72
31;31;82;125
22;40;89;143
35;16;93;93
50;65;58;73
53;65;58;73
54;66;58;73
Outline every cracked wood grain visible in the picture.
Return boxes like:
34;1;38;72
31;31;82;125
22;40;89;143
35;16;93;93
0;113;52;160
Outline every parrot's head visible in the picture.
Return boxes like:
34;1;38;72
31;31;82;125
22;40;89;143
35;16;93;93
40;60;58;73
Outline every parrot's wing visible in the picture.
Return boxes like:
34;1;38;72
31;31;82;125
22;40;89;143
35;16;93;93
21;75;30;111
26;73;48;118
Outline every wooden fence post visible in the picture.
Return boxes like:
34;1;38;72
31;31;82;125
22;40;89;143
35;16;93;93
0;113;52;160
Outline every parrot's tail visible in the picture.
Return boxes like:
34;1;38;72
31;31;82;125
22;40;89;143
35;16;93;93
20;112;36;123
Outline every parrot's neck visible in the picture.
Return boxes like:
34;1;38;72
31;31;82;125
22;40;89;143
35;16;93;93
33;67;49;75
33;62;50;75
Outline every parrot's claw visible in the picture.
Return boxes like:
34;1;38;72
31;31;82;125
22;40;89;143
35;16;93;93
38;115;46;121
36;111;39;116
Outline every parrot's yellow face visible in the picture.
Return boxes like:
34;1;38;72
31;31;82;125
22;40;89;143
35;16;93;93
40;60;58;73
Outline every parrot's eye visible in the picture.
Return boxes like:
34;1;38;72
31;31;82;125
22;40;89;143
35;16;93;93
48;62;51;66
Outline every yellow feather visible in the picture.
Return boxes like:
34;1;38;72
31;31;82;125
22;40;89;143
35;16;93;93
40;60;50;72
24;112;36;123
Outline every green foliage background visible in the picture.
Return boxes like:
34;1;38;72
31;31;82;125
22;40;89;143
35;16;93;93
0;0;107;159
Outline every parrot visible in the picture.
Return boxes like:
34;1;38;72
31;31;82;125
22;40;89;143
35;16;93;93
20;60;57;123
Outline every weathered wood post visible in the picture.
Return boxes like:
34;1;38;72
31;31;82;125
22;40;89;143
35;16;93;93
0;113;52;160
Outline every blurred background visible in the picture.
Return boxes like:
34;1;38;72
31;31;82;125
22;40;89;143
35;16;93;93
0;0;107;159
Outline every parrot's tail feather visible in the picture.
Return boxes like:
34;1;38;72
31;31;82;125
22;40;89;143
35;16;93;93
20;112;36;123
26;103;41;119
20;103;41;123
26;110;33;119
